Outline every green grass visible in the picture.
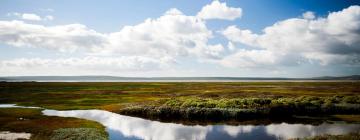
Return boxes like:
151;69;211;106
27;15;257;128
50;128;107;140
119;96;360;122
0;108;107;140
162;96;360;108
1;82;359;110
0;82;359;122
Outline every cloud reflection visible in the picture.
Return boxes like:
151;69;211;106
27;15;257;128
43;110;211;140
266;123;360;139
42;109;360;140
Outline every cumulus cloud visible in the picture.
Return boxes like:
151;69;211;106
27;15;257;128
21;13;42;21
0;7;225;74
0;20;107;52
2;3;359;75
221;5;360;67
1;8;223;59
302;11;315;19
0;56;175;75
165;8;183;15
222;26;258;47
7;12;53;21
101;8;214;58
44;15;54;21
197;0;242;20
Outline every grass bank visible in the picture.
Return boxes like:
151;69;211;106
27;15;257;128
0;108;108;140
119;96;360;122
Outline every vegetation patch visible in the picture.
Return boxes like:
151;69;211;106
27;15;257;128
50;128;107;140
0;108;107;140
120;96;360;122
332;115;360;123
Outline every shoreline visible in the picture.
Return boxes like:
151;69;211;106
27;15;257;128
118;105;360;125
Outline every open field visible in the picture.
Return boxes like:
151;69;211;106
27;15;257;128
1;82;359;110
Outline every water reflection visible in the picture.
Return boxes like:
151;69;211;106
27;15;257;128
43;109;360;140
0;104;41;109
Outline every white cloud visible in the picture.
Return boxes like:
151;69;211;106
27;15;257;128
197;0;242;20
220;49;278;68
1;8;220;59
198;44;225;59
221;5;360;68
227;42;236;52
45;15;54;21
222;26;258;47
40;8;54;12
101;8;213;58
0;20;107;52
21;13;42;21
0;8;224;74
302;11;315;19
0;56;175;75
2;4;359;75
7;12;54;21
165;8;183;15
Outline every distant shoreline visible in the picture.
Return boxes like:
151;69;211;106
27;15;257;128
1;75;359;82
2;80;360;82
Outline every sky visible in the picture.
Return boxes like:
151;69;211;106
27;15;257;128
0;0;360;77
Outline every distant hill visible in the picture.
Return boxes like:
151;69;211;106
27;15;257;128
311;75;360;80
0;78;9;81
0;75;359;82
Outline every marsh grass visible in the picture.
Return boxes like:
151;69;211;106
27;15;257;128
1;82;359;122
0;108;107;140
1;82;359;110
120;95;360;122
50;128;107;140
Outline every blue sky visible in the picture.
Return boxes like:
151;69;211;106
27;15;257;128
0;0;359;77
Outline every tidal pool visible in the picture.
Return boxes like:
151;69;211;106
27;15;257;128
1;104;359;140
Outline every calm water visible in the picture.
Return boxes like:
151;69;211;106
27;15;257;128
42;109;360;140
1;104;360;140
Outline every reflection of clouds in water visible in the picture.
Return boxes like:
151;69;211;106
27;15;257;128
0;104;358;140
265;123;360;139
0;104;41;109
42;109;360;140
43;110;211;140
221;125;255;137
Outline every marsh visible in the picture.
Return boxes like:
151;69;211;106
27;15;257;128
0;82;360;139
